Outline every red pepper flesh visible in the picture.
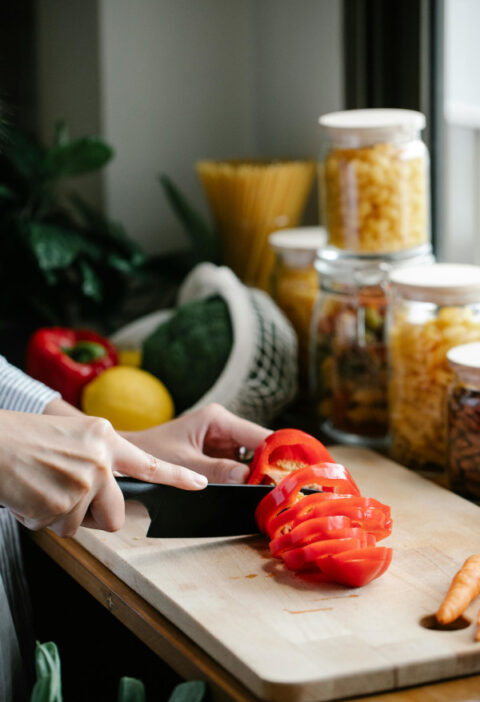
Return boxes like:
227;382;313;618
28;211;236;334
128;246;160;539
26;327;118;407
248;428;334;485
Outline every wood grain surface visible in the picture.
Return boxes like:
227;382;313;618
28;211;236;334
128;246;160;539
72;447;480;702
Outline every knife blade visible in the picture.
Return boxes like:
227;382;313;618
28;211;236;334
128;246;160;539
117;478;318;538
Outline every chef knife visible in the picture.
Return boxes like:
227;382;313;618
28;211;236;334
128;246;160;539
117;478;318;537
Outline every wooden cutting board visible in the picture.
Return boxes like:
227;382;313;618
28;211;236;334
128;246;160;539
73;447;480;702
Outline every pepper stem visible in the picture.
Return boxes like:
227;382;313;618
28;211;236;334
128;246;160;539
62;341;107;364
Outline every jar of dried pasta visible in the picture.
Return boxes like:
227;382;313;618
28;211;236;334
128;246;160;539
269;227;327;391
446;342;480;499
311;244;433;447
389;264;480;474
318;109;429;253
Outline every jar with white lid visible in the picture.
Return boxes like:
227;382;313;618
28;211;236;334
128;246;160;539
269;227;327;390
318;109;430;253
388;264;480;473
311;244;433;447
447;342;480;499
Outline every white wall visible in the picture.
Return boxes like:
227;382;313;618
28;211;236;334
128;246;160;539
35;0;344;254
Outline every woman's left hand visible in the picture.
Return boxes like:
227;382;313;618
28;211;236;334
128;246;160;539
122;403;271;484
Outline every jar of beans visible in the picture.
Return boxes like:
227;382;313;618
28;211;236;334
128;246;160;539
447;342;480;499
318;109;430;253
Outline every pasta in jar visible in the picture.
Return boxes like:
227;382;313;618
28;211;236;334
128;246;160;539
319;109;430;253
388;264;480;473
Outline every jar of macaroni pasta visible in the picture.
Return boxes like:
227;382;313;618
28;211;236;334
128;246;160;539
270;227;327;390
389;264;480;474
318;109;430;253
311;244;433;447
446;342;480;499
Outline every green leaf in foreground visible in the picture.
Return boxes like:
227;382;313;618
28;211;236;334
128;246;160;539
31;641;63;702
167;680;207;702
117;677;146;702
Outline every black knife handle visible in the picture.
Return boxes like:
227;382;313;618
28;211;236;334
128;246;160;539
116;477;161;515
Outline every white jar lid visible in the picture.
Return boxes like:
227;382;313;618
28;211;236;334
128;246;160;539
269;226;327;252
269;227;327;268
447;342;480;371
390;263;480;305
319;108;426;146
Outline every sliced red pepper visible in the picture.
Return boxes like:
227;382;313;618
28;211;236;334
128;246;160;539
26;327;118;407
281;533;376;571
248;428;334;485
318;547;393;588
270;515;353;557
255;464;361;534
267;493;391;540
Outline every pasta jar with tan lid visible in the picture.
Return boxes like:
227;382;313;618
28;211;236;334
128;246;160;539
446;342;480;499
269;226;327;390
318;109;429;253
311;243;433;447
388;263;480;474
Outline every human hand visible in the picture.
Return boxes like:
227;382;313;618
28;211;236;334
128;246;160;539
0;410;207;537
123;403;271;484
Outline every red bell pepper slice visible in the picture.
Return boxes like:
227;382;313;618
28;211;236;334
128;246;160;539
269;515;353;557
248;428;334;485
268;495;391;544
318;547;393;588
26;327;118;407
255;464;361;534
281;533;376;571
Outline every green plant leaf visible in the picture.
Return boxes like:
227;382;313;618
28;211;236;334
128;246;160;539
158;174;219;264
117;677;146;702
167;681;207;702
53;120;69;147
3;125;47;181
26;222;81;271
71;193;145;266
46;136;113;178
78;259;102;301
0;185;15;200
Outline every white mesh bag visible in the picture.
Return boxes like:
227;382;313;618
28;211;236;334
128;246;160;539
178;263;298;426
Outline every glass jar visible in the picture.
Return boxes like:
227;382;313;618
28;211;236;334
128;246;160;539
318;109;430;253
388;264;480;474
311;244;433;447
270;227;327;391
447;342;480;499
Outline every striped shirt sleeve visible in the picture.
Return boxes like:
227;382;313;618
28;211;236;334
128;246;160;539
0;356;60;414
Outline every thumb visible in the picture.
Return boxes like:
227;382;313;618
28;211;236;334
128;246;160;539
112;433;208;490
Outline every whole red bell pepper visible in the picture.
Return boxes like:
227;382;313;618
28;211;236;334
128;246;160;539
26;327;118;407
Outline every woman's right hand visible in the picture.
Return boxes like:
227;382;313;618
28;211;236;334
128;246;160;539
0;410;207;537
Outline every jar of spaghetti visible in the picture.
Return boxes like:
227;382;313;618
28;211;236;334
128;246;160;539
270;227;327;390
318;109;430;253
447;342;480;499
311;244;433;447
389;264;480;474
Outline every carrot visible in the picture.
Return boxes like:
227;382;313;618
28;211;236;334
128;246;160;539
475;607;480;642
436;554;480;625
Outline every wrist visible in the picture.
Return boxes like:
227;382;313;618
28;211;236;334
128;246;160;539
43;397;83;417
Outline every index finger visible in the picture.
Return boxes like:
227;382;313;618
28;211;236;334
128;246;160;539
113;433;207;490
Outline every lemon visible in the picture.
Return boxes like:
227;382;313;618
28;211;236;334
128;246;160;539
118;348;142;368
82;366;174;431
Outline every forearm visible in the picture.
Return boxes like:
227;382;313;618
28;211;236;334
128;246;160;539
0;355;59;413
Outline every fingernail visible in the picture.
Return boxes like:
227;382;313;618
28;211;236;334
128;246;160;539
229;465;249;483
193;474;208;488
